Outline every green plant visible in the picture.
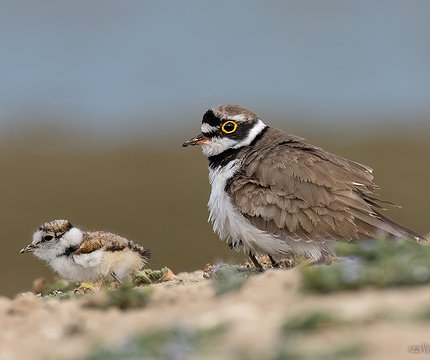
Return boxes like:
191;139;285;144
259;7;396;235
84;281;152;310
83;325;225;360
301;238;430;293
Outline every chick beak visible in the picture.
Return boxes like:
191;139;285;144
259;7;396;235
182;133;209;147
20;243;37;254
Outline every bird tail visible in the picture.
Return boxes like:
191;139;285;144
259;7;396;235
374;210;427;243
129;241;151;262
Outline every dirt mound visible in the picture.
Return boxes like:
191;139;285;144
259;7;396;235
2;263;430;360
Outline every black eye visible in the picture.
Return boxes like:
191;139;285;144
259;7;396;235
42;235;53;242
221;121;237;134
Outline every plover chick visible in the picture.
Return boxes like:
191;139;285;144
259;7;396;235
20;219;151;282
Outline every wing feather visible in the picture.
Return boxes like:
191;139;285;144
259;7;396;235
228;127;424;244
75;231;129;255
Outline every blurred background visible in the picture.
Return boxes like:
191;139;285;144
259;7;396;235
1;0;429;297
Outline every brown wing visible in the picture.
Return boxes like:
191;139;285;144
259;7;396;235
74;231;130;255
75;231;151;261
228;128;424;243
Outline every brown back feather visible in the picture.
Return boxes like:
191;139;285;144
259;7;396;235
75;231;151;261
227;127;425;243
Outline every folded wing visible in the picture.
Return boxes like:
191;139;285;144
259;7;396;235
228;130;425;244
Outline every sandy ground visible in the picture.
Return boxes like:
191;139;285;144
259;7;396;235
2;267;430;360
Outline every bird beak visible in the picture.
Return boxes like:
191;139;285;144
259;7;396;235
182;133;209;147
20;243;38;254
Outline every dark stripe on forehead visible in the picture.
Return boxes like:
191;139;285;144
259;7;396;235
202;109;220;126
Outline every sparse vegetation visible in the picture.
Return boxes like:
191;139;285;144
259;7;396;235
133;267;175;285
282;311;343;333
41;277;77;296
204;263;254;296
84;281;152;310
278;312;364;359
37;267;172;304
301;238;430;293
273;343;365;360
8;244;430;359
82;325;225;360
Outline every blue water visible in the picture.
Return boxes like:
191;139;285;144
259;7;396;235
0;0;429;132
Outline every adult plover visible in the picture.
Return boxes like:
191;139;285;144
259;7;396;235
20;220;151;282
183;104;425;269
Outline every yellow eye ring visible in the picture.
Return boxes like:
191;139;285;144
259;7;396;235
221;121;238;134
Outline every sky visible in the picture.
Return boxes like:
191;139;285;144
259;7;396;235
0;0;429;134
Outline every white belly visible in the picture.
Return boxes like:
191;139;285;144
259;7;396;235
207;160;334;259
50;256;101;282
207;160;293;256
49;249;143;282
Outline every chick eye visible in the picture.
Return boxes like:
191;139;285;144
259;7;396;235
221;121;237;134
42;235;53;242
